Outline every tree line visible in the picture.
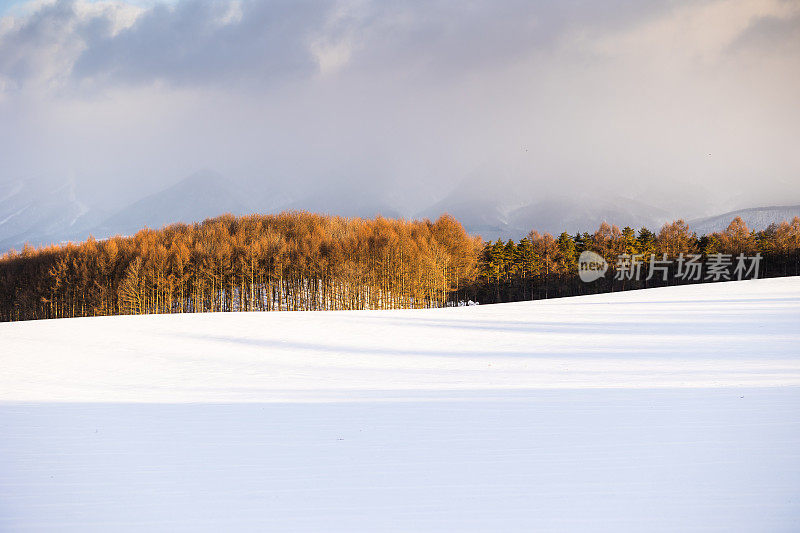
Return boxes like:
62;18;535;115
469;216;800;304
0;213;479;322
1;212;799;321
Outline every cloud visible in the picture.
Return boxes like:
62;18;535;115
593;0;800;66
0;0;682;92
0;0;798;219
728;7;800;54
0;0;144;91
0;0;334;92
71;0;331;87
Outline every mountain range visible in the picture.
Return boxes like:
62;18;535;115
0;177;104;253
1;171;798;252
687;205;800;236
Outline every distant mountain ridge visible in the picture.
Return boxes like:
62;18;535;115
0;177;105;252
687;205;800;236
2;171;800;253
417;189;670;241
507;196;669;239
90;171;252;239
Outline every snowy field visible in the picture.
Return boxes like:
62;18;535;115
1;278;800;531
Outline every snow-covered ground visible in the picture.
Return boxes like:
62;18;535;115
2;278;799;531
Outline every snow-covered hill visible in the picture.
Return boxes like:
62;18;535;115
1;279;800;531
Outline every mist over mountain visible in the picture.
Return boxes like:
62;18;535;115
416;186;513;242
508;196;671;239
3;169;799;254
1;0;798;244
0;177;105;252
416;173;672;240
91;171;252;238
688;205;800;236
0;171;411;251
284;179;403;220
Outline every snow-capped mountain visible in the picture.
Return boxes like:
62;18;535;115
4;169;800;254
416;196;512;240
507;196;670;238
89;171;253;239
0;171;409;252
417;188;670;241
687;205;800;236
0;177;104;252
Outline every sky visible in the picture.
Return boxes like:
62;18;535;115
1;0;799;217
